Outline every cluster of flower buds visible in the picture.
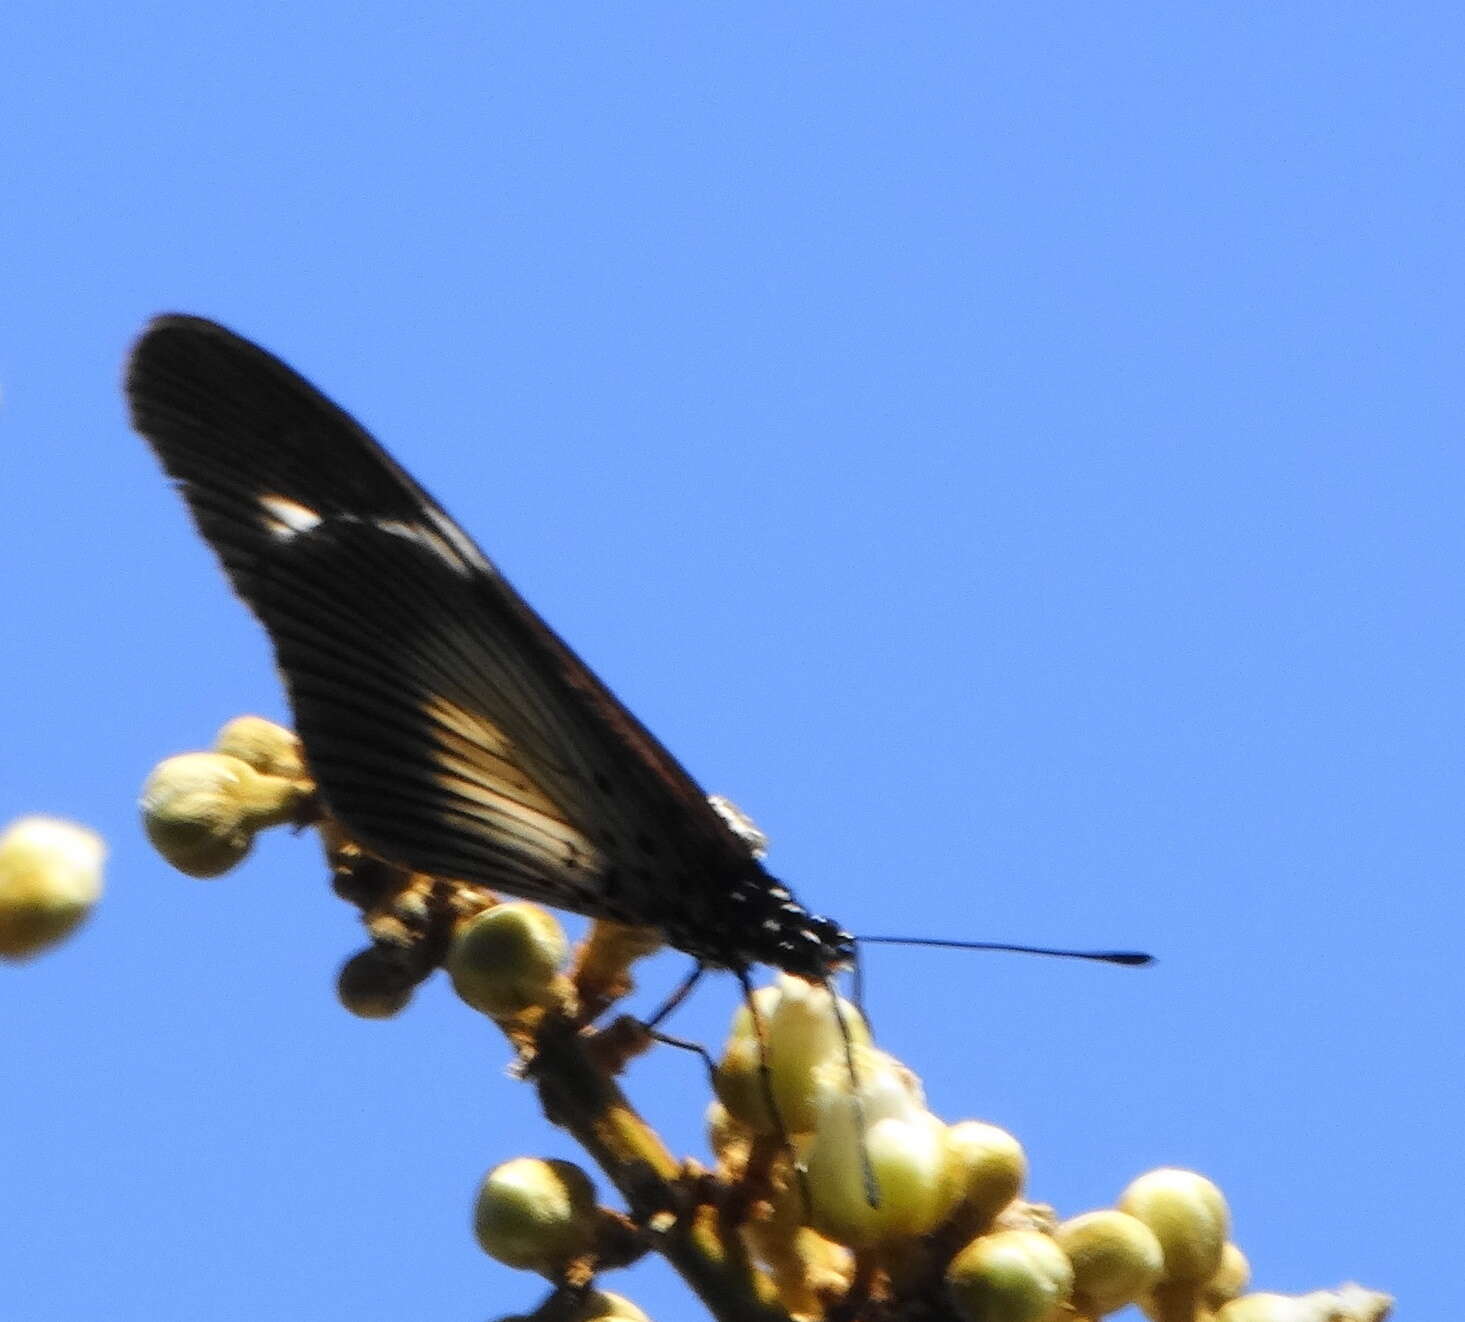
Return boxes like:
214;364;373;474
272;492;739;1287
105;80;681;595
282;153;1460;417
0;816;105;959
134;727;1390;1322
139;716;312;876
701;978;1391;1322
140;716;491;1020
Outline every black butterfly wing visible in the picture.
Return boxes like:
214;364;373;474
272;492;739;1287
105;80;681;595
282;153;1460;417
125;315;762;931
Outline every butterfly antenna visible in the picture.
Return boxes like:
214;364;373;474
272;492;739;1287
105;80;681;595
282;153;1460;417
734;966;813;1215
857;935;1154;966
849;944;873;1034
824;975;880;1209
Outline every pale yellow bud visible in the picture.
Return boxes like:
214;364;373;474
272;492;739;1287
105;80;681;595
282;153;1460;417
718;975;871;1136
1215;1295;1307;1322
0;817;105;959
140;752;304;877
581;1291;652;1321
726;981;783;1037
765;977;870;1133
943;1121;1027;1228
804;1046;949;1248
1118;1168;1229;1285
1202;1242;1251;1308
447;903;569;1018
704;1100;748;1162
1216;1285;1393;1322
472;1157;600;1275
213;715;307;781
1056;1209;1164;1317
712;1033;777;1135
946;1229;1074;1322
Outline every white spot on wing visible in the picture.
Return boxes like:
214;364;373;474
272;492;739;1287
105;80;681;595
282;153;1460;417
373;519;475;577
259;494;323;538
374;518;429;541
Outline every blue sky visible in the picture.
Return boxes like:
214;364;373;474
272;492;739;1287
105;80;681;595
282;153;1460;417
2;6;1458;1318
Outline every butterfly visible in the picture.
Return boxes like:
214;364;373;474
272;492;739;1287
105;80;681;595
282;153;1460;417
126;315;854;982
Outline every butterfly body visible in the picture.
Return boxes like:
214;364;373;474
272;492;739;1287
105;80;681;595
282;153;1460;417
126;315;853;979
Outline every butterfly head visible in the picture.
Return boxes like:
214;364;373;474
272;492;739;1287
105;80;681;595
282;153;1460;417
776;910;857;981
710;868;854;980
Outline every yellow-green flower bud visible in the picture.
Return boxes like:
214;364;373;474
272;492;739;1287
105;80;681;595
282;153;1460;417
1214;1294;1305;1322
1216;1286;1393;1322
946;1229;1074;1322
726;981;783;1037
1056;1209;1164;1317
336;947;414;1019
717;975;871;1137
447;902;569;1018
1202;1242;1251;1309
1118;1168;1229;1285
0;817;105;959
581;1291;652;1321
140;752;304;877
704;1100;743;1158
766;977;870;1133
804;1046;949;1248
213;715;307;781
943;1121;1027;1228
712;1032;777;1135
472;1157;600;1275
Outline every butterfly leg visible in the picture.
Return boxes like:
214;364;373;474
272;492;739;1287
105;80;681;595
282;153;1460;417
733;964;814;1219
578;962;708;1078
848;942;876;1036
645;1027;718;1087
642;960;706;1031
824;973;880;1209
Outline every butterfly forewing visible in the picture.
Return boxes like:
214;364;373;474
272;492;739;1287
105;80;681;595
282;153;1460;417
126;316;852;976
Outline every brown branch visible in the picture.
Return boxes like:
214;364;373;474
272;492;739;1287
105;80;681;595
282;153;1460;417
529;1012;793;1322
